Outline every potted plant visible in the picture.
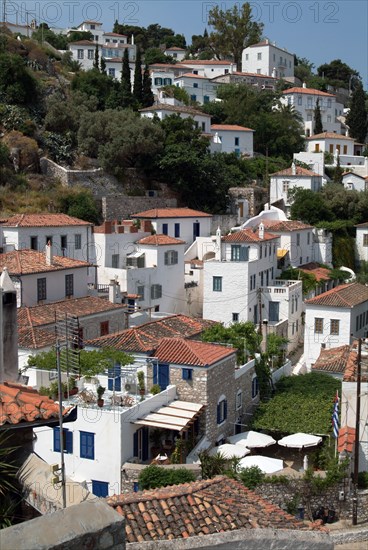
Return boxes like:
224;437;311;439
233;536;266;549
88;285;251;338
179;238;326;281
150;384;161;395
97;385;105;407
137;371;145;398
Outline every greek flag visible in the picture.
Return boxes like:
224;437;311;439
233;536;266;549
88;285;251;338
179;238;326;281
332;391;339;439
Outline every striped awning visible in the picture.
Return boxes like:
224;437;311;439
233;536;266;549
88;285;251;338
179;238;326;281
133;400;204;432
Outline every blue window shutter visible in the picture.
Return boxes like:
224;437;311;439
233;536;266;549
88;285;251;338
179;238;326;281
182;368;188;380
217;403;220;424
53;427;61;452
80;432;87;457
115;375;121;392
65;430;73;454
142;428;149;461
108;378;113;391
224;400;227;420
162;223;168;235
133;431;138;457
92;480;109;498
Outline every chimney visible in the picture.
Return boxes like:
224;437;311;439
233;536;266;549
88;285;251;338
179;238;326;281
261;319;268;353
271;67;276;78
109;279;121;304
291;161;296;176
215;227;222;261
45;240;53;266
131;34;134;45
0;268;19;383
259;222;265;240
302;82;307;88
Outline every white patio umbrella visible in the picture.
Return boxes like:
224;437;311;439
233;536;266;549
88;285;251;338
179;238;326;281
278;433;322;449
238;455;284;474
209;443;251;459
228;430;276;449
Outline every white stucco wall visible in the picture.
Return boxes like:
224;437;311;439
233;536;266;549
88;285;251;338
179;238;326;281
242;43;294;78
355;226;368;264
210;129;254;156
306;137;354;155
270;175;323;206
341;380;368;472
147;217;212;248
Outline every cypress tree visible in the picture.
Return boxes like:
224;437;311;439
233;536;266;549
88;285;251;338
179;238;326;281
93;44;99;70
142;65;154;107
133;47;143;105
121;48;132;107
313;98;323;134
333;153;343;184
346;82;368;143
100;57;106;74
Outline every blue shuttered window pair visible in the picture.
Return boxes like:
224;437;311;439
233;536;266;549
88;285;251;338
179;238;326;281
53;427;73;453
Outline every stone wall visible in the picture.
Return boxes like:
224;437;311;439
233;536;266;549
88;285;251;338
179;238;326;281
121;462;202;494
210;215;239;235
228;187;268;218
101;195;177;221
0;500;125;550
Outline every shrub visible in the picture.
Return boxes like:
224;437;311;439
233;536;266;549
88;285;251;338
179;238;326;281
358;471;368;489
138;464;195;490
150;384;161;395
238;466;265;489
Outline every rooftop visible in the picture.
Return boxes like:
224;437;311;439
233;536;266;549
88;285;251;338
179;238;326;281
136;234;186;246
131;207;212;219
312;345;351;374
299;262;332;282
307;132;354;140
222;229;278;243
0;249;91;276
0;213;91;227
338;426;356;453
211;124;254;132
305;283;368;308
261;220;313;232
86;314;216;353
270;166;320;177
283;87;335;97
154;337;236;366
107;476;320;543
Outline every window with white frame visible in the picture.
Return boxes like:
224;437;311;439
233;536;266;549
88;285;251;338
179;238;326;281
77;49;84;59
137;285;144;301
282;180;289;194
257;52;262;60
74;234;82;250
88;49;94;59
151;284;162;300
213;276;222;292
164;250;178;265
330;319;340;335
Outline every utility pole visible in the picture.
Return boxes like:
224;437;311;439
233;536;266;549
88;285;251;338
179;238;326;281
352;337;361;526
57;341;67;509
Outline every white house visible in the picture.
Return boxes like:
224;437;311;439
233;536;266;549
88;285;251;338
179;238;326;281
176;60;236;79
293;152;325;178
0;247;92;307
270;163;323;216
210;125;254;157
242;39;294;79
139;103;212;133
131;207;212;248
74;20;104;42
174;73;218;104
306;132;355;156
304;283;368;368
164;46;186;61
355;222;368;266
281;86;344;136
149;63;188;95
343;172;368;192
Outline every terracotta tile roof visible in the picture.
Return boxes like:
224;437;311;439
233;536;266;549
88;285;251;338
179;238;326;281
270;166;320;177
131;208;212;219
107;476;321;543
312;345;351;374
355;221;368;227
149;63;188;69
104;32;127;37
232;71;277;79
69;40;97;46
18;325;56;349
180;73;207;79
299;262;331;282
283;87;335;97
181;60;234;65
305;283;368;308
222;229;278;243
136;234;186;246
139;103;210;117
154;337;236;366
261;220;313;232
343;344;360;382
211;124;254;132
1;213;91;227
18;296;125;329
165;46;186;51
307;132;354;140
0;382;71;427
86;314;216;352
0;249;91;276
337;426;356;453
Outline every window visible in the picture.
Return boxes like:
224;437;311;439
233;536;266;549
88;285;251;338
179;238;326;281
30;236;38;250
92;480;108;498
327;115;332;123
330;319;340;335
77;49;84;59
80;431;95;460
151;284;162;300
201;122;206;131
126;253;145;268
236;390;242;410
182;368;193;381
296;233;300;246
193;82;198;88
46;236;53;245
307;232;310;245
234;137;239;146
232;313;239;322
174;223;180;238
213;276;222;292
164;78;172;85
193;70;198;75
314;318;323;334
112;254;119;268
37;278;47;302
245;54;249;60
154;77;162;86
162;223;168;235
257;52;262;60
65;274;74;297
252;375;259;398
363;234;368;247
100;321;109;336
108;68;115;77
327;98;332;108
217;398;227;424
53;427;73;453
90;24;95;29
88;49;94;59
204;95;210;103
343;145;347;154
257;69;261;74
298;96;302;105
164;250;178;265
108;365;121;391
74;234;82;250
60;235;67;253
137;285;144;301
190;94;197;101
231;245;249;261
193;222;200;238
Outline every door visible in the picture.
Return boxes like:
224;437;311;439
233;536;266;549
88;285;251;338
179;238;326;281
193;222;200;239
133;427;149;461
269;301;280;322
153;363;170;390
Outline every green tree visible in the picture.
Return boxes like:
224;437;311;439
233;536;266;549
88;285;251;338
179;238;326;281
346;81;368;143
121;48;132;108
67;30;93;43
57;188;100;224
208;2;263;71
93;43;99;70
31;24;68;49
201;321;262;364
313;98;323;134
317;59;360;89
143;47;167;65
142;65;154;107
133;47;143;106
333;154;343;184
71;69;121;110
294;56;314;84
100;56;106;74
290;188;333;225
0;53;38;105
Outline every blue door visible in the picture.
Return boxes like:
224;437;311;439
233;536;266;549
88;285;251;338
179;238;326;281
153;363;170;390
92;480;109;497
193;222;200;239
133;427;149;461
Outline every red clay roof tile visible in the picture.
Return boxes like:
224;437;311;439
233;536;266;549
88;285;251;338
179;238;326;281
0;249;91;276
222;229;278;243
136;234;186;246
132;208;212;219
154;337;235;366
1;213;91;227
211;124;254;132
270;166;320;177
305;283;368;308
